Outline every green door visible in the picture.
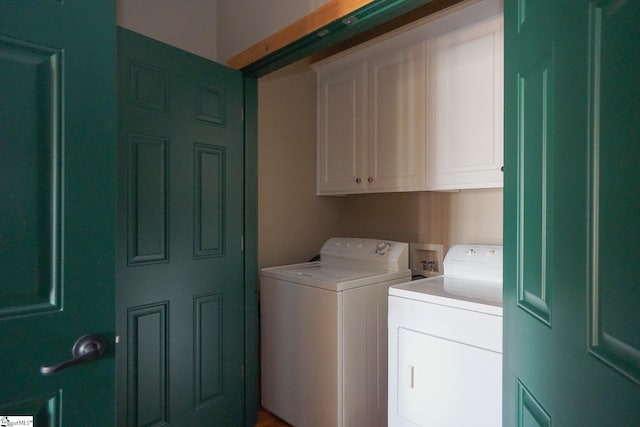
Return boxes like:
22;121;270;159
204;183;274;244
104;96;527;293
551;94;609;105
0;0;116;424
116;29;245;426
504;0;640;425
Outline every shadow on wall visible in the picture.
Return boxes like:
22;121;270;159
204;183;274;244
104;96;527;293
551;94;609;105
337;188;503;253
258;59;348;269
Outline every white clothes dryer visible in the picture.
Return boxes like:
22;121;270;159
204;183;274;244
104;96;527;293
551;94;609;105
260;238;411;427
388;245;503;427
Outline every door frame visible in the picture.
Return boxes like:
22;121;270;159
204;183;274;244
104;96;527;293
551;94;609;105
243;77;259;427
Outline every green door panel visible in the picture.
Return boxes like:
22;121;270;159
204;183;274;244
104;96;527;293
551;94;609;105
116;28;245;426
587;0;640;384
0;0;116;424
504;0;640;425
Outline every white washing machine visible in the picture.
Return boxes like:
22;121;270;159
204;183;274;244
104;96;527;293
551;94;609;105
388;245;503;427
260;238;411;427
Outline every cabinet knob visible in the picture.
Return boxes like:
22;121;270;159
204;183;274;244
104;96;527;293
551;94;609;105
367;177;374;183
356;178;362;184
501;166;504;172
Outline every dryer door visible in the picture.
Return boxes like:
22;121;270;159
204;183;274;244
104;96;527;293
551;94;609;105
396;328;501;426
388;295;502;427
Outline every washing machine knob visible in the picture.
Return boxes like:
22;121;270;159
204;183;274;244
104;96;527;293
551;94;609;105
376;241;391;255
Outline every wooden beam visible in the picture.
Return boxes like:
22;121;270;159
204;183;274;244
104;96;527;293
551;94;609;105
226;0;376;70
310;0;465;63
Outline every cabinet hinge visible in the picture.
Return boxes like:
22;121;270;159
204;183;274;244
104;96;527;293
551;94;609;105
241;236;244;251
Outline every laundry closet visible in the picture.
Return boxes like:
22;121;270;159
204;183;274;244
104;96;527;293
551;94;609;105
257;0;504;426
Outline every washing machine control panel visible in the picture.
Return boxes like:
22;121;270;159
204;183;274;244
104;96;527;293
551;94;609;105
321;238;409;271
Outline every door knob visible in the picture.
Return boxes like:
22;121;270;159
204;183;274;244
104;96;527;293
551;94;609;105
40;334;107;375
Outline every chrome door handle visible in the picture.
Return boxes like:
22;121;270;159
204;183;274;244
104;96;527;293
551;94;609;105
40;334;106;375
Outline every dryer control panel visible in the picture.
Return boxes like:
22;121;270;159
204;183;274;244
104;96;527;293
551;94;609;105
443;245;503;282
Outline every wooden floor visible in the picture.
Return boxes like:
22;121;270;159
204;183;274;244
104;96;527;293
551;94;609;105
255;408;291;427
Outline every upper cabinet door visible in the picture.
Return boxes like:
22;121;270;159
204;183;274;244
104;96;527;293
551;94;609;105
317;63;366;194
428;3;504;190
367;42;427;192
315;39;428;196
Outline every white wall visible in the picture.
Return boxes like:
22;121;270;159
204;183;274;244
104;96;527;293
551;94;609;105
117;0;332;64
258;60;346;269
447;189;503;246
337;189;503;254
117;0;218;61
217;0;330;64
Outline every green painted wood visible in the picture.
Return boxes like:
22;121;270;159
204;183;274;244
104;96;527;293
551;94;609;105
0;0;116;424
241;0;434;77
117;28;245;426
587;0;640;386
504;0;640;425
243;76;259;427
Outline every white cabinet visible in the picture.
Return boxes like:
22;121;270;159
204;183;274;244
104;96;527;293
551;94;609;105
317;63;366;194
428;1;504;190
366;43;427;193
315;39;427;195
315;0;503;195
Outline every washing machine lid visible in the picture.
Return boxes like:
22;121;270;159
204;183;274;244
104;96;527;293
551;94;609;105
261;261;411;292
389;275;502;316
